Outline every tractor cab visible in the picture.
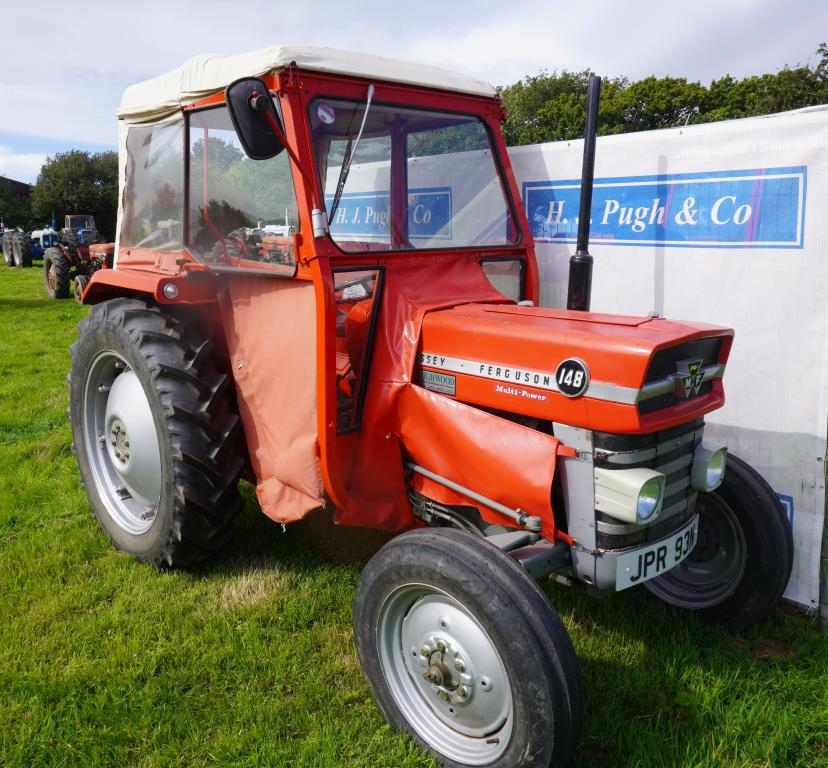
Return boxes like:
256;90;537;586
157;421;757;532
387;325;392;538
64;214;99;245
92;47;537;531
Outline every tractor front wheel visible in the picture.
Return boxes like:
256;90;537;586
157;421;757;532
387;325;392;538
73;274;89;304
645;453;793;631
354;528;584;767
43;247;71;298
69;298;245;567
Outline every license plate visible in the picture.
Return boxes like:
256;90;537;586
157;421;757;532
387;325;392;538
615;515;699;590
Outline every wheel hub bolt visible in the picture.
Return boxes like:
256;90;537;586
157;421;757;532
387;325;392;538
438;691;450;702
420;645;431;658
454;659;465;673
110;422;130;463
457;686;468;698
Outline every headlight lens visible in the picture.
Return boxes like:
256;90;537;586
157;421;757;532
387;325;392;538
637;477;664;521
692;443;727;492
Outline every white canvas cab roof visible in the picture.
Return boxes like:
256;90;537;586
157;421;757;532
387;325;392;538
118;45;497;124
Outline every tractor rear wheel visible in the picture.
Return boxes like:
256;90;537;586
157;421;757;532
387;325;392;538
645;453;793;631
354;528;584;767
69;298;245;567
43;247;71;298
2;233;14;266
13;233;32;268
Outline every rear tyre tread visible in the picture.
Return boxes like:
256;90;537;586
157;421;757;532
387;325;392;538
3;232;15;267
43;247;71;298
13;233;32;267
70;298;245;568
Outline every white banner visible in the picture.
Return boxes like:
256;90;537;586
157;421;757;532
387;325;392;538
509;106;828;613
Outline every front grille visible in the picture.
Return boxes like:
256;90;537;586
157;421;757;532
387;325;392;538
638;338;722;414
593;418;703;549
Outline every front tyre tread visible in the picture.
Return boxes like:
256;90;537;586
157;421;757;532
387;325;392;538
354;528;584;768
646;453;793;631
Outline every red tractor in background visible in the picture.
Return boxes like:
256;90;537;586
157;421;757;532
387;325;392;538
43;214;113;300
67;47;793;768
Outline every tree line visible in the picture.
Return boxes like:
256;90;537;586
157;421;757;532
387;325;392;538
0;149;118;237
499;42;828;145
3;43;827;236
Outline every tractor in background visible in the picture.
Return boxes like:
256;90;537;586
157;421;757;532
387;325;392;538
30;225;59;260
2;227;33;268
43;214;113;300
2;223;63;269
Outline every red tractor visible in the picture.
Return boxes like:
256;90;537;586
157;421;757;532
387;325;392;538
68;47;792;767
43;214;114;300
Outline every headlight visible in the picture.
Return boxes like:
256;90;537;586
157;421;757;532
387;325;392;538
691;443;727;492
594;467;666;524
637;476;663;521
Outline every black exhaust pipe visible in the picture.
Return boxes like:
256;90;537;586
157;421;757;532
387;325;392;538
566;75;601;312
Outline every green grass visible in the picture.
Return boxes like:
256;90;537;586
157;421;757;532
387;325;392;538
1;265;827;768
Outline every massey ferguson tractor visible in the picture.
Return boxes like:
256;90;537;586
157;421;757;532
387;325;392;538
68;46;793;767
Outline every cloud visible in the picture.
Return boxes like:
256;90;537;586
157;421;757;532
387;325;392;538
396;0;828;85
0;146;47;185
0;0;825;172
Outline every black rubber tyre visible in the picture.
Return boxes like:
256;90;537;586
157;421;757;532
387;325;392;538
354;528;584;768
60;229;79;255
13;233;32;268
2;232;14;267
73;274;89;304
645;453;793;631
43;246;71;298
69;298;245;567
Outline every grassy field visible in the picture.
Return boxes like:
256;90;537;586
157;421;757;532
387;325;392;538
1;265;827;768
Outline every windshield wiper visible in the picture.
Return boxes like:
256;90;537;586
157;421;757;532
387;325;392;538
328;84;375;223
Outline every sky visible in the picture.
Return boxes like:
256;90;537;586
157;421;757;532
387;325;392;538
0;0;825;184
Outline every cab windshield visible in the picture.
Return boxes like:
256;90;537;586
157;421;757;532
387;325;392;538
67;215;96;230
310;97;519;252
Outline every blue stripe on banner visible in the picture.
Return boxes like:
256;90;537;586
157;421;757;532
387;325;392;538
523;167;807;249
326;187;452;239
777;493;795;526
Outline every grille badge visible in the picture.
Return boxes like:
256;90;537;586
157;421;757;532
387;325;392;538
670;359;704;399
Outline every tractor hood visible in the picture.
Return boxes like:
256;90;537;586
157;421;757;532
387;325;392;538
416;303;734;434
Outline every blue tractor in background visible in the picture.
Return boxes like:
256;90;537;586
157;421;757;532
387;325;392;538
29;226;59;259
59;214;99;250
2;221;59;268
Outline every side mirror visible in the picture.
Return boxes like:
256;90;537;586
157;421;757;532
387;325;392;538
225;77;285;160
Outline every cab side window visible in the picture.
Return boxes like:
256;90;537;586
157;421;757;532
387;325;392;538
120;119;184;250
187;105;299;270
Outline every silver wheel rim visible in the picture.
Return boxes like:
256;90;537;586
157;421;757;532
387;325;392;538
377;584;513;765
646;494;746;609
82;351;162;535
